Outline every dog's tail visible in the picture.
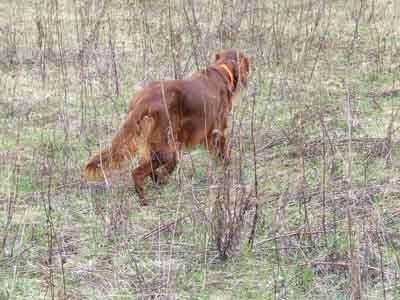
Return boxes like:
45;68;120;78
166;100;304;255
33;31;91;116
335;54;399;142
84;111;155;181
84;146;126;180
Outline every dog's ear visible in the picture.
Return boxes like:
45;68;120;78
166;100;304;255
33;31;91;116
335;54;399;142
213;52;221;62
239;55;250;87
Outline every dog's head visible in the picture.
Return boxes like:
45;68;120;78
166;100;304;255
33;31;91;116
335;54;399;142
213;49;250;89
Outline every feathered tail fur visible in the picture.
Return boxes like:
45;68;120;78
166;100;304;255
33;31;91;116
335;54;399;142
84;111;155;181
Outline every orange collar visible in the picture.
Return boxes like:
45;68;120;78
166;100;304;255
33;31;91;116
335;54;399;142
219;64;235;86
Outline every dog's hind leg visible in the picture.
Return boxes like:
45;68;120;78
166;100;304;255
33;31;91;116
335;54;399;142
150;151;177;185
132;154;162;206
132;150;177;205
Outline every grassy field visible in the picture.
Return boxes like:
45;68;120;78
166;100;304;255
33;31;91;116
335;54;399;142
1;0;400;299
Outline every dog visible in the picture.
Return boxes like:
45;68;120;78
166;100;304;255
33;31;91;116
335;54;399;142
84;49;250;205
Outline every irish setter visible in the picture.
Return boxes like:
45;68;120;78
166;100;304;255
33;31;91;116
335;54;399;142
84;49;250;205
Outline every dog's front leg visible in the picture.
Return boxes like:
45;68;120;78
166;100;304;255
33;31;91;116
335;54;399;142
210;129;230;165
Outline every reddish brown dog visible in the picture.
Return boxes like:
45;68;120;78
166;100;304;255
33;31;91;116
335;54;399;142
84;49;250;205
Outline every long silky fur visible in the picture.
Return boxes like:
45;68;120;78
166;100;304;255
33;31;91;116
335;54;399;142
84;147;116;180
84;116;154;180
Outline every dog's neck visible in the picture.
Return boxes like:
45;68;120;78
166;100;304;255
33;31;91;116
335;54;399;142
219;64;235;86
216;63;236;94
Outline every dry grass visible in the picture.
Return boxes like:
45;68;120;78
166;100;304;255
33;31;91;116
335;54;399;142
1;0;400;299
